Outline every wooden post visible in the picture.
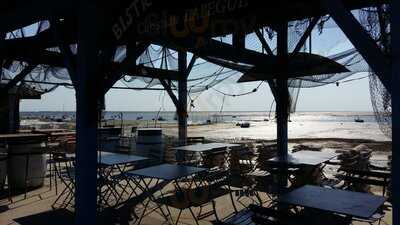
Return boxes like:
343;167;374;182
0;89;20;133
74;2;101;224
276;22;289;160
391;0;399;224
178;51;188;145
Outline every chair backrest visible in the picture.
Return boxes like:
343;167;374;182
53;153;75;182
204;169;230;187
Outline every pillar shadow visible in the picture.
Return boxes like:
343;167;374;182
13;209;74;225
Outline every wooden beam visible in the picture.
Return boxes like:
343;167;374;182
233;32;246;61
74;2;101;224
1;64;36;92
159;79;179;108
50;19;78;85
154;37;272;66
276;22;289;160
255;29;274;55
292;17;320;55
178;51;188;144
321;0;391;94
185;55;197;76
124;65;182;81
0;0;72;34
103;42;150;92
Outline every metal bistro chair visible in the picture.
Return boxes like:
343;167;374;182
52;153;75;210
155;169;237;225
51;153;119;211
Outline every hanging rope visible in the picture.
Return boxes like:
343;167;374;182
210;81;264;97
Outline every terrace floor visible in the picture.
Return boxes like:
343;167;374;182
0;177;393;225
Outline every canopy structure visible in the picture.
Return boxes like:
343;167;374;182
0;1;397;225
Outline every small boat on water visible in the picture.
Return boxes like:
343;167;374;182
240;122;250;128
157;116;166;121
136;116;143;120
236;122;250;128
354;116;364;123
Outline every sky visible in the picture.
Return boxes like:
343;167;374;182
19;18;374;112
20;73;372;112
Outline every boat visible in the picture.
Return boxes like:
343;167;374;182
354;116;364;123
136;116;143;120
157;116;166;121
240;122;250;128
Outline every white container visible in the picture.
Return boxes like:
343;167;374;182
8;142;47;189
136;128;164;162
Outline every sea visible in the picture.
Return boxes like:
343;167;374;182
20;111;379;124
20;111;391;142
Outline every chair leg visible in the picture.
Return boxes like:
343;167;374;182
54;164;58;195
212;200;220;222
24;154;30;199
189;207;200;225
175;210;183;225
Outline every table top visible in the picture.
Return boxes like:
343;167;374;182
127;164;207;180
172;142;240;152
277;185;386;219
49;132;76;137
0;133;48;144
67;152;148;166
98;152;148;166
268;151;338;166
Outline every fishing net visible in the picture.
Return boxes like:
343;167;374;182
360;5;391;138
0;7;391;138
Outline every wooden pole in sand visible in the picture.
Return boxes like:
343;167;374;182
276;22;289;160
74;2;101;224
178;51;188;145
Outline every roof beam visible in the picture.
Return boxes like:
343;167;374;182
0;0;73;34
0;48;182;82
1;64;37;92
255;29;274;55
155;37;272;66
292;17;320;55
159;79;179;108
321;0;391;94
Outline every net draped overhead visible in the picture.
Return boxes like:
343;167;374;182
0;6;391;138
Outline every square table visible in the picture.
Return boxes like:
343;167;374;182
97;151;148;166
67;151;148;167
66;152;148;208
276;185;386;219
267;151;338;166
128;163;207;180
127;164;208;225
172;143;240;168
172;142;240;152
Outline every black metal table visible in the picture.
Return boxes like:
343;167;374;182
65;152;149;208
267;151;338;166
172;143;240;152
276;185;386;219
127;164;208;225
97;152;148;207
172;143;240;168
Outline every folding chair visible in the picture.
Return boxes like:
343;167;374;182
52;153;75;210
